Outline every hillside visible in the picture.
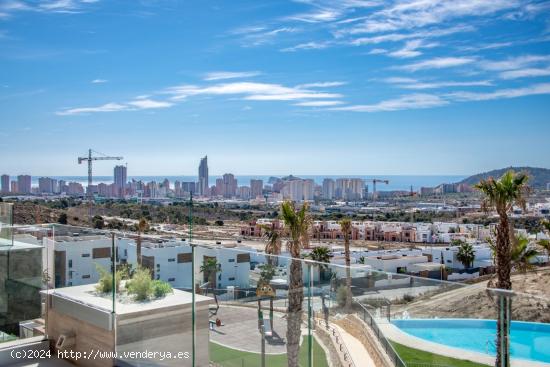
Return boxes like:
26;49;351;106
458;167;550;189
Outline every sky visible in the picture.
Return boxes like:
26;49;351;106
1;0;550;177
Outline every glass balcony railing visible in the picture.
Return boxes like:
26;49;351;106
0;219;549;367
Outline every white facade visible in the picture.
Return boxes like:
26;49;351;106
43;235;114;288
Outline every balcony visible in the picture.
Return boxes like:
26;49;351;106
1;204;549;367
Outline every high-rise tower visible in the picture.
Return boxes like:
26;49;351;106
198;156;209;197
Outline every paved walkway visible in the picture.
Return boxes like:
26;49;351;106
209;305;289;354
333;324;375;367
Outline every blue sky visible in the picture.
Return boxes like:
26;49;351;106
1;0;550;176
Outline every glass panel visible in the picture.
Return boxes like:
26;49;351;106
0;202;13;245
509;289;550;367
0;224;48;343
202;244;321;367
115;228;195;366
44;224;116;362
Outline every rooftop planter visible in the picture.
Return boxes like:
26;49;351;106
43;268;213;367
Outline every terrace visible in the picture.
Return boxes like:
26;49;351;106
1;203;549;367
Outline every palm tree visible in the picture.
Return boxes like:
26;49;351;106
281;201;311;367
263;224;283;267
475;170;529;367
136;218;148;266
200;257;221;314
309;246;331;280
538;239;550;265
510;235;537;273
340;218;352;311
456;241;475;268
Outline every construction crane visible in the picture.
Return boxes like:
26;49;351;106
366;178;389;202
78;149;123;219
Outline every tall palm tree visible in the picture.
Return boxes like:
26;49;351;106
456;241;475;268
263;224;283;266
200;257;221;314
136;218;148;266
476;170;529;367
309;246;331;280
281;201;311;367
340;218;352;311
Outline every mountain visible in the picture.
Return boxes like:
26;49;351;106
458;167;550;189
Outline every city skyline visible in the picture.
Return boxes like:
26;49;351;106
1;1;550;175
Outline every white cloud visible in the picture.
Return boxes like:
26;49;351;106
350;24;475;46
57;98;172;115
397;56;476;71
281;41;332;52
245;92;341;101
340;0;520;35
204;71;261;81
0;0;98;16
287;9;343;23
499;67;550;80
56;102;127;116
368;48;387;54
165;81;342;101
330;93;447;112
237;27;298;47
91;79;107;84
389;79;493;89
296;81;346;88
479;55;550;71
388;39;438;58
294;100;344;106
127;99;173;109
447;82;550;101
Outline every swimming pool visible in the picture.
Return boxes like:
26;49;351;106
392;318;550;364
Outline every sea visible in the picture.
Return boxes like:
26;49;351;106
32;175;467;192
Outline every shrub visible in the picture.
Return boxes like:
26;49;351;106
126;267;153;301
57;213;68;225
95;264;122;294
336;285;349;308
402;293;415;303
152;280;173;298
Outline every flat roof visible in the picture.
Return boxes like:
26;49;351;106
43;283;212;315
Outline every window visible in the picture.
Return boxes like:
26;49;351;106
82;253;90;258
228;277;235;281
124;249;128;257
228;259;235;263
168;258;175;262
82;274;90;279
68;259;73;268
168;278;175;282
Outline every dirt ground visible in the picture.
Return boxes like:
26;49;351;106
397;268;550;323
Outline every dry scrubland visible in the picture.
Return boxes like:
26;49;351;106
399;268;550;323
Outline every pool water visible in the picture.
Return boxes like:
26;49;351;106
392;319;550;364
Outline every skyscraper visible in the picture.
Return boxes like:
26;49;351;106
250;179;263;198
222;173;237;198
322;178;335;200
17;175;31;194
1;175;9;193
114;165;127;196
198;156;209;197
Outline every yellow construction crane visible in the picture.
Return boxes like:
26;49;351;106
78;149;123;219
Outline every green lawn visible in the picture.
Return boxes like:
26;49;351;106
210;336;329;367
391;342;491;367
